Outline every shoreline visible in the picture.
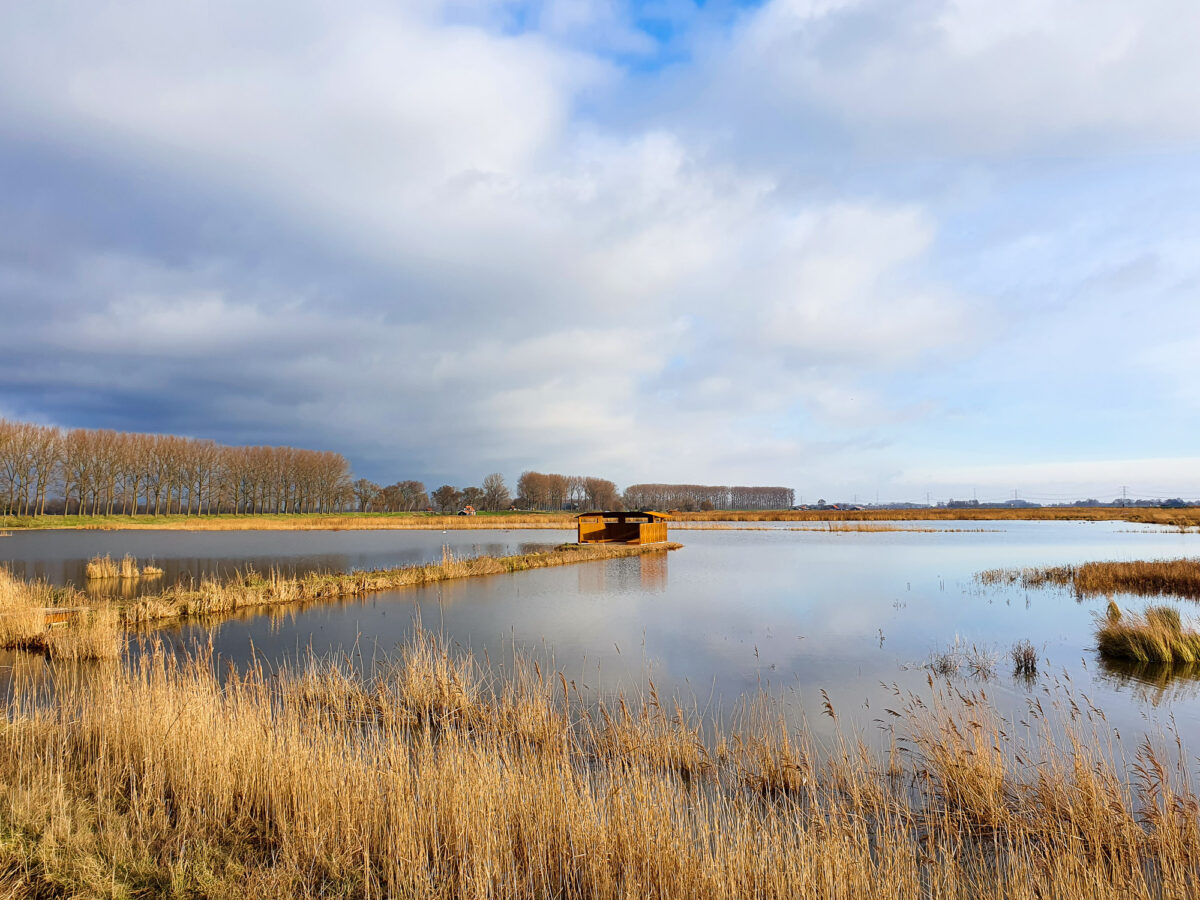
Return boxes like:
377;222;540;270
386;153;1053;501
2;505;1197;532
2;542;683;657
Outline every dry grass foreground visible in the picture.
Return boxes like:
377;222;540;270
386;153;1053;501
2;631;1198;898
4;505;1200;532
0;543;681;660
978;558;1200;601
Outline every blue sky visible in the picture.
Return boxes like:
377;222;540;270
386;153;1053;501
1;0;1199;502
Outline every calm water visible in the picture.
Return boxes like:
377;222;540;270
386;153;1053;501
0;528;561;597
5;521;1200;748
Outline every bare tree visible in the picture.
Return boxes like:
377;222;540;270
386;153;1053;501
432;484;461;513
481;473;510;511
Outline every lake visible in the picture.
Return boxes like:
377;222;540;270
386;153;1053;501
4;520;1200;749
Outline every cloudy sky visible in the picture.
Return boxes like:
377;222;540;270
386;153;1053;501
2;0;1199;502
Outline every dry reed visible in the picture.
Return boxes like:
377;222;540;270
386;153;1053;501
120;542;682;626
3;545;681;655
0;568;121;660
6;505;1200;533
85;553;158;579
980;558;1200;601
1096;601;1200;664
1;631;1197;897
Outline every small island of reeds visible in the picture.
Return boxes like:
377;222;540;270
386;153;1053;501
1096;600;1200;665
978;557;1200;601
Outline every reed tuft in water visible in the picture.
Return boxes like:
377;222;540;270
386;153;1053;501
1096;601;1200;664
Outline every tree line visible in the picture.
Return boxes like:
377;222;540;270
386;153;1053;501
1;418;798;518
622;484;795;511
515;472;621;511
352;473;512;514
515;473;793;512
0;419;353;515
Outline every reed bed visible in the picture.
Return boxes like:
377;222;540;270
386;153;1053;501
1;631;1197;898
120;543;682;626
980;558;1200;601
672;522;989;533
1097;601;1200;665
5;506;1200;532
84;553;163;580
0;569;121;660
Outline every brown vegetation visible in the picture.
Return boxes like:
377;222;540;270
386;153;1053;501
84;553;164;580
0;569;121;660
10;505;1200;533
120;543;682;627
1097;601;1200;665
979;558;1200;600
1;631;1197;897
2;544;682;655
681;506;1200;527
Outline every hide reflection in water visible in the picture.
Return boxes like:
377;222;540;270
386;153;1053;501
577;551;669;595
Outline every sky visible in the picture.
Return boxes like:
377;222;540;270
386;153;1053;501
1;0;1199;503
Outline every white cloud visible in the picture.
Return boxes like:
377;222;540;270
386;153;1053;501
720;0;1200;153
2;0;1195;495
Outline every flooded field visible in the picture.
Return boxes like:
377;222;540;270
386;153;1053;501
6;519;1199;749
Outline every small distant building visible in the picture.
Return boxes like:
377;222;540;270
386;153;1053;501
576;511;671;545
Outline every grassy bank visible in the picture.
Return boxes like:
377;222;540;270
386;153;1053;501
0;543;681;657
678;506;1200;527
0;510;578;531
979;558;1200;601
1;631;1197;898
3;505;1199;531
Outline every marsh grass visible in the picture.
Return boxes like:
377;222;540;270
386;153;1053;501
0;569;121;660
84;553;162;580
927;638;999;679
5;506;1200;532
3;544;681;656
981;558;1200;602
1096;602;1200;665
1;630;1198;897
83;554;118;579
120;542;682;626
674;522;995;533
1011;640;1038;677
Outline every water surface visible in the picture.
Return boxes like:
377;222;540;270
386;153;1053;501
6;521;1200;750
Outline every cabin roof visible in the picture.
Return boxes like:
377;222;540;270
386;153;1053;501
575;510;672;521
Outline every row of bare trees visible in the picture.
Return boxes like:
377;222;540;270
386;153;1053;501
2;418;798;518
349;473;512;514
622;484;795;511
0;419;354;516
426;474;511;513
516;472;620;511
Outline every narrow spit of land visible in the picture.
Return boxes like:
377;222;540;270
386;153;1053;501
0;542;682;659
2;505;1198;531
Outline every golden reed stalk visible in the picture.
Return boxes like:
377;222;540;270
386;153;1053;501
1;630;1196;897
